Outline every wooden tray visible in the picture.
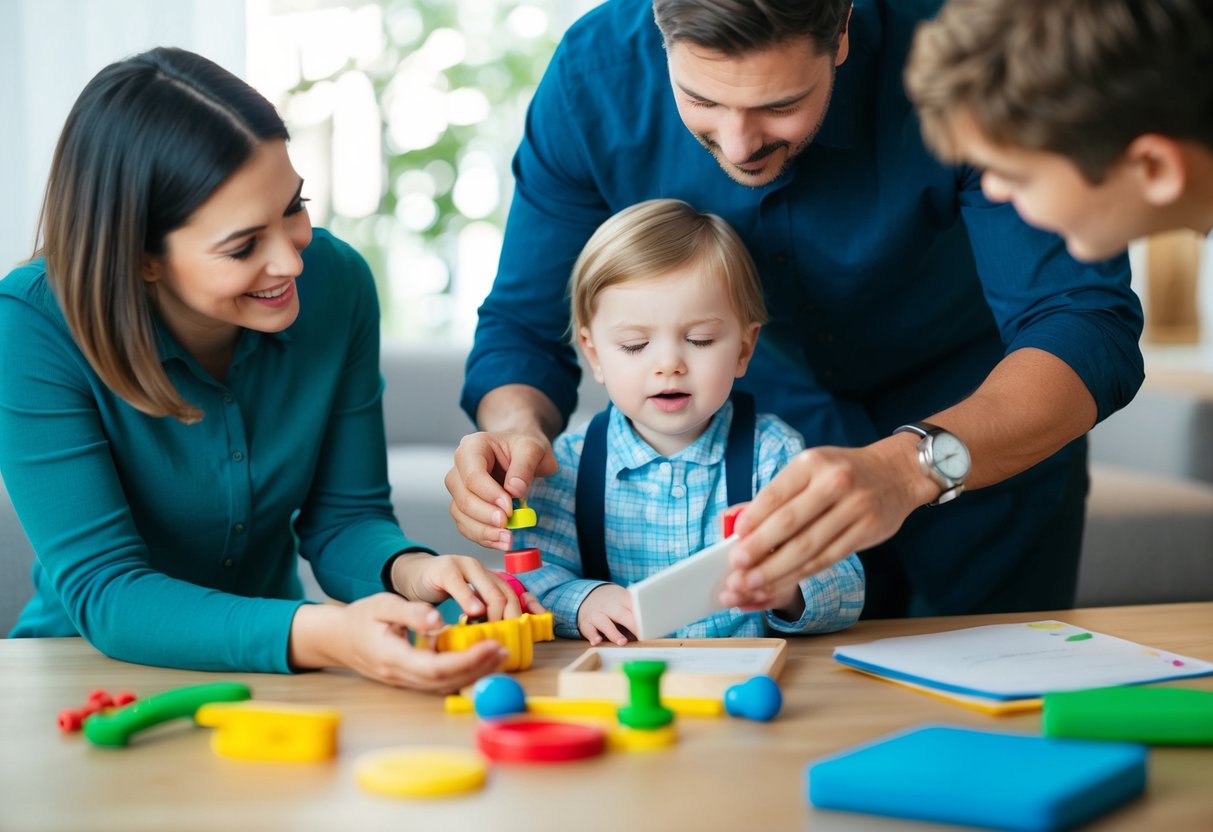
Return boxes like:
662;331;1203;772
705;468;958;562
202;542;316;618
557;638;787;701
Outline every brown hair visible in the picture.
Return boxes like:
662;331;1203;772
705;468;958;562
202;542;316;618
905;0;1213;183
570;199;767;337
653;0;851;55
38;47;289;423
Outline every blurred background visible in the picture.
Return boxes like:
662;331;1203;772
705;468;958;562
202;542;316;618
1;0;1210;365
1;0;597;344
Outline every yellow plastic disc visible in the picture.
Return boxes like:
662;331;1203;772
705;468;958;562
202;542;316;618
355;747;487;798
608;724;678;752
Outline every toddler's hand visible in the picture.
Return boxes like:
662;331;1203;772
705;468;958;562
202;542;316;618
577;584;636;646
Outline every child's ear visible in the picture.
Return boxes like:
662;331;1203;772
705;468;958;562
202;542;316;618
1126;134;1187;207
578;327;606;384
141;254;163;284
735;323;761;377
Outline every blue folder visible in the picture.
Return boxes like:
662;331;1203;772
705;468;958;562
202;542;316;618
806;725;1147;832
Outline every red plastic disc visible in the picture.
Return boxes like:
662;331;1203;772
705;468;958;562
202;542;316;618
475;719;605;763
504;548;543;574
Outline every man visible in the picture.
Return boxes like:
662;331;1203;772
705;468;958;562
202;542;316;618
447;0;1144;618
905;0;1213;263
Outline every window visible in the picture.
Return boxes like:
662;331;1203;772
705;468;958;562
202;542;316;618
246;0;593;341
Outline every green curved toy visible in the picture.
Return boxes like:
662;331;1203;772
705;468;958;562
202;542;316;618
83;682;252;748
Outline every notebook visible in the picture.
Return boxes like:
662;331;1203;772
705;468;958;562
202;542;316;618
834;620;1213;701
806;724;1147;832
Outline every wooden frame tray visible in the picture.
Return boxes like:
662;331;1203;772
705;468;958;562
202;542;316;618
557;638;787;701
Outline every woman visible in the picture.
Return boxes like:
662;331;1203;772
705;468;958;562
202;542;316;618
0;47;535;692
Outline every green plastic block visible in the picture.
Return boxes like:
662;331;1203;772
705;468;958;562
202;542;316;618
1042;686;1213;745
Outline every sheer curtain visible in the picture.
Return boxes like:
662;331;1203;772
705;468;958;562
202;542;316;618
0;0;245;271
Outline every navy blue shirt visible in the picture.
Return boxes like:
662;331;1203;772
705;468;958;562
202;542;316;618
464;0;1144;614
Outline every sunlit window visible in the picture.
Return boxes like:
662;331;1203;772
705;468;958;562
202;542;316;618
246;0;573;342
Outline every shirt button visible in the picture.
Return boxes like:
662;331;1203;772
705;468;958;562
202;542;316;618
658;462;672;475
231;451;244;462
234;522;246;534
671;485;686;498
222;393;234;404
773;253;789;266
223;558;235;568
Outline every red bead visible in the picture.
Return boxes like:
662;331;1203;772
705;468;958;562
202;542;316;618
87;691;114;709
58;708;84;732
504;548;542;574
113;691;137;706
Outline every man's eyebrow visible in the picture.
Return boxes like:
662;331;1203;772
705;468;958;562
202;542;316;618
674;81;815;110
214;178;305;247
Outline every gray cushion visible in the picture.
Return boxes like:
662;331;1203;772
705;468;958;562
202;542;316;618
1078;463;1213;607
1090;369;1213;486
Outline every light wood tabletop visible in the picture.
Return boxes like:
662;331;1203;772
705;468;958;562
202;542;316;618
2;603;1211;832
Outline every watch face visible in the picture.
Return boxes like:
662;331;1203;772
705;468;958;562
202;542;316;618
932;432;971;480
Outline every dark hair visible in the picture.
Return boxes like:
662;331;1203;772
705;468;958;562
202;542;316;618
653;0;852;55
906;0;1213;183
37;46;289;422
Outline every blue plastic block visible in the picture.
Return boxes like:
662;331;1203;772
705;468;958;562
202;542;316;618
806;724;1146;832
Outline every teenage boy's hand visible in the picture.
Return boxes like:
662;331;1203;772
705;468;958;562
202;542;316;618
577;584;637;646
390;553;545;621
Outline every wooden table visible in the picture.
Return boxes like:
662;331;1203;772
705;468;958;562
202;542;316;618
2;603;1211;831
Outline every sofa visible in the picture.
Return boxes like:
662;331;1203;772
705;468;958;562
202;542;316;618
2;341;1210;634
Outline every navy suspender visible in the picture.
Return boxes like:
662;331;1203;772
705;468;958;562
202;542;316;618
575;392;756;583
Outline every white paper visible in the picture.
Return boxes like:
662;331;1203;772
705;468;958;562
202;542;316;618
593;646;776;675
628;535;736;640
834;620;1213;699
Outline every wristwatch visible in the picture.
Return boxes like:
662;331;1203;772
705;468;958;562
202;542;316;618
893;422;971;506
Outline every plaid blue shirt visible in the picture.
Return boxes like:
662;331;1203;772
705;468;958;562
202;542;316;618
514;400;865;639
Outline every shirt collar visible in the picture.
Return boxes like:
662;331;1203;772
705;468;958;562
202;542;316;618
605;398;735;478
152;312;290;375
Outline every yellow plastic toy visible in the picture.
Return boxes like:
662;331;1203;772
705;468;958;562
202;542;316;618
417;611;554;672
608;724;678;752
194;701;341;762
504;497;537;530
355;747;487;798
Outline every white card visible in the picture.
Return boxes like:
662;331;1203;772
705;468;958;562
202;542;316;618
628;534;737;640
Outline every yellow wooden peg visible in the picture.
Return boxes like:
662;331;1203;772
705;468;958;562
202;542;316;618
194;701;340;762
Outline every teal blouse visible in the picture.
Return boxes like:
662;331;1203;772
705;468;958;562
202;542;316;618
0;229;428;672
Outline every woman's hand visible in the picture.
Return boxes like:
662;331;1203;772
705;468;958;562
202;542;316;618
576;584;637;646
289;595;507;693
390;553;545;621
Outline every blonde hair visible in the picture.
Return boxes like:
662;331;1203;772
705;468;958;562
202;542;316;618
570;199;767;337
905;0;1213;183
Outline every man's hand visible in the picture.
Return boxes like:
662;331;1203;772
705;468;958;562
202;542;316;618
445;430;558;551
577;584;637;646
722;436;930;609
289;596;507;694
390;553;545;620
